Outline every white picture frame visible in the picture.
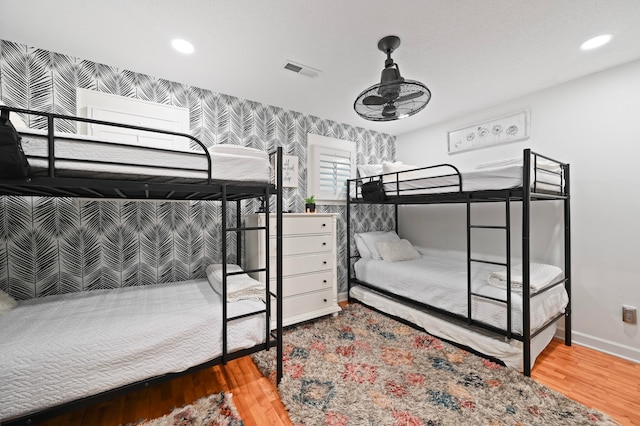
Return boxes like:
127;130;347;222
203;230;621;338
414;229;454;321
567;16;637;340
281;155;299;188
448;110;530;154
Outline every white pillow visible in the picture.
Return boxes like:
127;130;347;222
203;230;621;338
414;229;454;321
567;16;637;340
382;161;420;182
0;290;17;315
357;164;383;178
208;144;268;160
356;231;400;260
375;239;421;262
354;233;374;258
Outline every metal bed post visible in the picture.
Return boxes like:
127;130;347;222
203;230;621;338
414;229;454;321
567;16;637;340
564;164;572;346
466;194;472;324
221;184;228;365
347;181;352;303
264;187;271;351
236;199;242;267
394;204;399;234
276;146;284;383
505;193;512;340
522;149;532;376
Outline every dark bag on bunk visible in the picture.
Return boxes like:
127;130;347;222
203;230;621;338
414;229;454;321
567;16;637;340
0;109;30;178
361;179;387;202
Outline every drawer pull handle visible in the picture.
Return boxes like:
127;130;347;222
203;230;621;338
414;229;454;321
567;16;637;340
323;261;327;265
323;298;327;302
323;280;327;283
322;242;327;246
322;223;326;227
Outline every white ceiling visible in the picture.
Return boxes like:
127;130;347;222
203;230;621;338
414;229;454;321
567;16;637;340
2;0;640;137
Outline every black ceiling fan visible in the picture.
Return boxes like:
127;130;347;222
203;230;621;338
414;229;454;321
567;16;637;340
354;35;431;122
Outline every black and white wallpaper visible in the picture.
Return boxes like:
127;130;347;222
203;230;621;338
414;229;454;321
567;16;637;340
0;39;395;300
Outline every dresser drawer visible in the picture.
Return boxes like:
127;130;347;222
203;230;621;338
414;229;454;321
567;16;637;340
267;215;332;236
272;271;333;297
267;252;333;279
282;288;335;319
268;234;332;257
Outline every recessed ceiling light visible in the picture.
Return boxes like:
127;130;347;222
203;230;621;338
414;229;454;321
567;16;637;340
171;39;194;54
580;34;613;51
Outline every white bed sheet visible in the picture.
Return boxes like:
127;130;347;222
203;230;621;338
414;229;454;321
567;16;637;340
19;129;271;183
380;164;562;196
353;253;568;334
0;279;266;421
349;285;558;371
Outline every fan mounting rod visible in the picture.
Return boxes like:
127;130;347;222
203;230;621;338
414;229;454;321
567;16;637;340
378;35;401;67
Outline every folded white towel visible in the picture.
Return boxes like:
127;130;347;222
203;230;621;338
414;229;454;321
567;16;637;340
475;157;561;173
206;264;266;302
487;263;562;293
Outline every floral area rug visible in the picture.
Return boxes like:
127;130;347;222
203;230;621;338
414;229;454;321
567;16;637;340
252;303;618;426
134;392;243;426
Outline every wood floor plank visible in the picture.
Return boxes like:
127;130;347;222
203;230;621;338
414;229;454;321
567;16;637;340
31;333;639;426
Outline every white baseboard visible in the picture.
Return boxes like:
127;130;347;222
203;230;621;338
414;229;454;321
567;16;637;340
556;327;640;364
338;291;348;303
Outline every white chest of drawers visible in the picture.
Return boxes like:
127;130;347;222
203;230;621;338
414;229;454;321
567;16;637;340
245;213;340;327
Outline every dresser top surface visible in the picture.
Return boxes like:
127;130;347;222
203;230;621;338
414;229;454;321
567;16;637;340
249;213;338;218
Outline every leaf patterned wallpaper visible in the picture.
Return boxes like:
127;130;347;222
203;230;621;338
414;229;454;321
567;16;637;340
0;39;396;300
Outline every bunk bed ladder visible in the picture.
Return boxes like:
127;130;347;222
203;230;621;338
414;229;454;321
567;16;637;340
219;146;284;385
466;192;514;340
221;187;274;366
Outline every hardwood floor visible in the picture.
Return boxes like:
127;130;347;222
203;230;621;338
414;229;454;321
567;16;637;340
37;356;290;426
35;338;639;426
532;338;640;426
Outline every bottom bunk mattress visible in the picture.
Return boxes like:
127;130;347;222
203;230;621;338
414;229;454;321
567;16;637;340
352;251;568;370
350;285;558;371
0;279;267;422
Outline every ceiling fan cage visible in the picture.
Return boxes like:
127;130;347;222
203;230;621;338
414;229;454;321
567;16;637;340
354;35;431;122
354;79;431;121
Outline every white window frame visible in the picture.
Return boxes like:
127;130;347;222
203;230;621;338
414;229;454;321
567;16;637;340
307;133;356;205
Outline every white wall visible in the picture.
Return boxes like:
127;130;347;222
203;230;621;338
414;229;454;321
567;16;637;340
396;59;640;363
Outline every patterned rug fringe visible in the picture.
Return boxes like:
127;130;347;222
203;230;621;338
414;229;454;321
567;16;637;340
131;392;243;426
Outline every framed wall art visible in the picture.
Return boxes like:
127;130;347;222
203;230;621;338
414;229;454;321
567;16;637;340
281;155;299;187
447;110;530;154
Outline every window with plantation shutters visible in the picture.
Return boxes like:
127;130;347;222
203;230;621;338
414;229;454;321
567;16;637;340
307;134;356;204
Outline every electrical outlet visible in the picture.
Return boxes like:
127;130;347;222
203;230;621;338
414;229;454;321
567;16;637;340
622;305;637;324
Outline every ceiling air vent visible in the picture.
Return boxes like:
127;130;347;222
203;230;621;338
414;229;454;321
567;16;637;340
283;60;321;78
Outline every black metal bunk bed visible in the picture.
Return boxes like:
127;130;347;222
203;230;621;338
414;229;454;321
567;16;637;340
0;107;284;425
346;149;571;376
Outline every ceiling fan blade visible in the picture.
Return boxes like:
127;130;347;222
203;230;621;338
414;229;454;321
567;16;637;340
362;95;388;106
395;91;424;103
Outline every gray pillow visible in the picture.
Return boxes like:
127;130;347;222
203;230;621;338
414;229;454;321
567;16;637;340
375;239;421;262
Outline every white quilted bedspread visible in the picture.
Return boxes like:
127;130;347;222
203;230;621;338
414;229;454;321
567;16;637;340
354;253;568;334
19;130;271;183
0;280;266;421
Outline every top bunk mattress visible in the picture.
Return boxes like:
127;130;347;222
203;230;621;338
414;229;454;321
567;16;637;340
352;153;567;200
0;279;266;421
18;129;272;184
383;164;562;195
